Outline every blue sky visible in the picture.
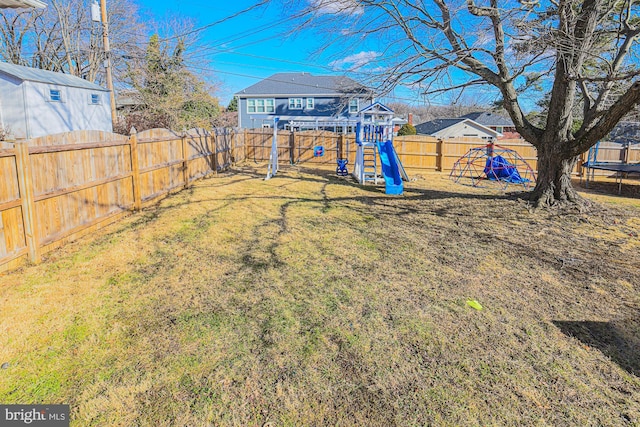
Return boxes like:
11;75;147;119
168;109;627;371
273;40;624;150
132;0;515;110
135;0;369;106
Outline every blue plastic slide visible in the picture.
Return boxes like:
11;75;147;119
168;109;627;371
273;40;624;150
377;140;404;195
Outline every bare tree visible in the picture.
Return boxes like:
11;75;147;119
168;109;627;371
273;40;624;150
0;0;146;85
293;0;640;206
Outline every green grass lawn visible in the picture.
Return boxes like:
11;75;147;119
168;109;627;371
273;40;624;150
1;164;639;426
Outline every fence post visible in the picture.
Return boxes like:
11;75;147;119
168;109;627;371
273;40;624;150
14;141;41;264
624;143;630;164
436;139;443;172
129;127;142;211
339;133;345;160
211;130;218;174
231;129;236;164
290;130;296;164
181;131;189;187
244;128;248;161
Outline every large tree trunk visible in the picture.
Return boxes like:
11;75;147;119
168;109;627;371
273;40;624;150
530;141;581;208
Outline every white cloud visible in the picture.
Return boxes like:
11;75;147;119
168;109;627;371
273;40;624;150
310;0;364;16
329;51;380;71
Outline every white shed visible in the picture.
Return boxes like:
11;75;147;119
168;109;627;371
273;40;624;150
0;62;112;139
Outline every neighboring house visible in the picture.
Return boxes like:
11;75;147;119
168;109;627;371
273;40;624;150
0;62;112;139
608;121;640;145
116;89;145;114
234;72;373;129
415;118;500;140
460;111;520;139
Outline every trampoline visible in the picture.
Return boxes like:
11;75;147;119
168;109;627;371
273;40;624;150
583;139;640;194
583;162;640;194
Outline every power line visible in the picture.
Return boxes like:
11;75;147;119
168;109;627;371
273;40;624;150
157;1;271;43
185;64;447;106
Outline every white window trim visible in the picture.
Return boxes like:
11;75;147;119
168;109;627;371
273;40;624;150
48;88;63;103
89;93;102;105
349;98;359;113
289;98;303;110
247;98;275;114
306;98;314;109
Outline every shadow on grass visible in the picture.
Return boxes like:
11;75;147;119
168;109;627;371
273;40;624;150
553;319;640;377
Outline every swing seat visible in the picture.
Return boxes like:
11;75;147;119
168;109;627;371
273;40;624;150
336;158;349;176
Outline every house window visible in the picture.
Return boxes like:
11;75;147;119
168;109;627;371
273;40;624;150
289;98;303;110
306;98;314;109
247;98;275;113
90;93;101;105
49;89;62;102
495;126;503;133
349;99;359;113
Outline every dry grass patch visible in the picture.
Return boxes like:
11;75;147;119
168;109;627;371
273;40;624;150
1;164;639;426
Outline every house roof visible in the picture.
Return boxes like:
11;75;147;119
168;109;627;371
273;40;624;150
0;61;109;92
415;118;500;137
415;118;465;135
460;111;513;127
608;121;640;145
235;72;371;97
0;0;46;8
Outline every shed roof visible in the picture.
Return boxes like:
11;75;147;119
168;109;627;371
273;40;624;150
0;61;109;92
0;0;46;8
235;72;371;96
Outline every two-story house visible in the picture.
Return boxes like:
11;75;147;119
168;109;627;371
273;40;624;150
234;72;374;129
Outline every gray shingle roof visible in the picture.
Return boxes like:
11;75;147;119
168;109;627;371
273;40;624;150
0;61;109;91
235;72;370;96
608;121;640;145
460;111;513;127
415;118;465;135
0;0;46;8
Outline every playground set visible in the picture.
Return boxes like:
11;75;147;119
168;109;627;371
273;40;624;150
265;105;543;194
265;102;410;195
449;142;537;191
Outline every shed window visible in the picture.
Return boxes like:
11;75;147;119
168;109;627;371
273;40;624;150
49;89;62;102
90;93;101;105
306;98;314;109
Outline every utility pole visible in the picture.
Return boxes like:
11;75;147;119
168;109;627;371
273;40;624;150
99;0;117;126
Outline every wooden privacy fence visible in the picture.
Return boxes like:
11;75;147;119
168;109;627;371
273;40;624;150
0;128;242;272
243;129;563;174
243;128;640;177
2;127;635;272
